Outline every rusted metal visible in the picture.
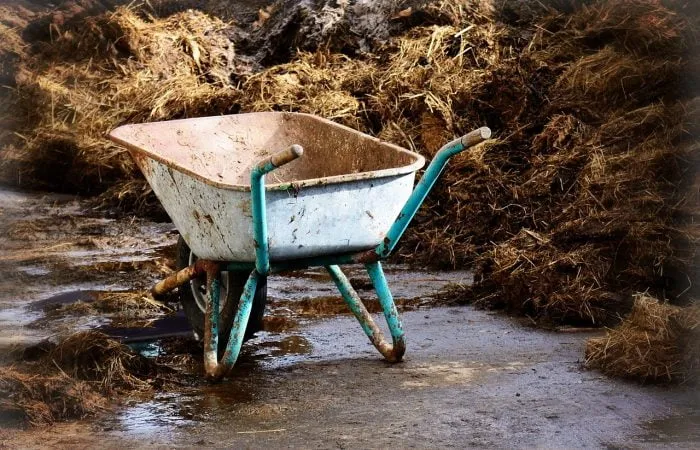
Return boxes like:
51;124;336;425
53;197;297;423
326;264;405;363
205;270;260;380
215;271;260;378
202;262;221;376
269;144;304;168
151;259;219;299
352;249;381;264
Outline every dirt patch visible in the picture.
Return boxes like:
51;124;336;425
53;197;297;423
271;290;458;317
262;315;299;333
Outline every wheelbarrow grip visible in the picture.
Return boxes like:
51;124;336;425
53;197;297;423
272;144;304;167
256;144;304;173
459;126;491;148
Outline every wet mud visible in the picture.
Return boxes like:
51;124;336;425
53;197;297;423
0;187;698;447
0;188;175;347
3;307;699;448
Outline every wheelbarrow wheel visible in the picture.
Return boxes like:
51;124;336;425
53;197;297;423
176;236;266;352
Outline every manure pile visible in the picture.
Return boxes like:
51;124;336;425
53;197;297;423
0;331;157;425
0;0;698;382
0;330;200;425
586;296;699;382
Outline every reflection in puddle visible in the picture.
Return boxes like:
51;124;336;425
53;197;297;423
118;394;198;435
101;311;192;343
114;366;266;434
257;335;313;357
0;305;42;326
16;265;51;276
248;333;315;369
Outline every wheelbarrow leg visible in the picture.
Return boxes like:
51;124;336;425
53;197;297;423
326;262;405;362
202;264;221;374
203;264;259;380
202;144;304;380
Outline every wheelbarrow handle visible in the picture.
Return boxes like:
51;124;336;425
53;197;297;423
251;144;305;275
375;126;492;258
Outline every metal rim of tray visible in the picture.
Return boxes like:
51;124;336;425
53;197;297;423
110;112;426;192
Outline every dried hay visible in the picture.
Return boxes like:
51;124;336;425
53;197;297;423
0;331;156;425
0;367;105;426
398;0;700;329
552;46;682;112
470;229;622;325
0;20;27;178
585;295;700;383
94;291;167;315
239;51;371;129
0;22;25;86
3;6;238;198
49;331;153;390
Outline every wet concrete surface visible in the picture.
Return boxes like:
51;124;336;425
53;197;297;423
0;187;176;348
3;307;699;449
104;308;695;449
0;187;698;448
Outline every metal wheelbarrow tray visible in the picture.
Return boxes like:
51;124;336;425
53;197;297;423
109;112;491;380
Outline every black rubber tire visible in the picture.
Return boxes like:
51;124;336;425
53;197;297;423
176;236;266;350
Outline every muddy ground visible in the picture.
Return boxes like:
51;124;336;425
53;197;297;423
0;186;698;448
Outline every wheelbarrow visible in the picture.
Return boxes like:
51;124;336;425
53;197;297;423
109;112;490;380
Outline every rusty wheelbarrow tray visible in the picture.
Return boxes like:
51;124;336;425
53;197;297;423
109;112;491;380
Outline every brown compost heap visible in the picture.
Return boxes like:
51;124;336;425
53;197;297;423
1;0;698;383
0;331;158;425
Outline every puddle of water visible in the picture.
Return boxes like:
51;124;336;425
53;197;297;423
116;394;198;436
638;412;700;444
0;304;45;351
101;311;193;343
0;304;42;325
16;266;51;276
28;290;99;310
0;289;116;347
255;335;312;357
110;357;269;435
